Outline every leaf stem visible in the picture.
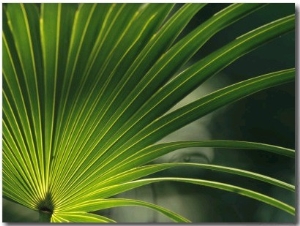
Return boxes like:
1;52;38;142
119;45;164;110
39;210;52;222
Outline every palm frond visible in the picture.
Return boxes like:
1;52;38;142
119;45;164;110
3;3;295;223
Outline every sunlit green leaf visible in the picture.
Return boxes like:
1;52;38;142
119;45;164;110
3;3;295;223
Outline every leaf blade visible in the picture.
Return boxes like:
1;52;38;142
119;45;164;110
63;198;190;223
72;177;295;216
52;212;115;223
76;14;295;184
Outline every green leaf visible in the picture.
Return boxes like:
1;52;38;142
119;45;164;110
3;3;295;223
49;3;175;193
51;211;115;223
40;3;77;191
109;140;295;177
71;177;295;215
78;4;266;163
57;138;294;209
48;3;203;195
60;69;294;198
2;95;41;206
4;3;45;196
96;4;265;144
72;15;294;183
63;198;190;222
58;160;294;212
132;69;295;150
100;139;295;181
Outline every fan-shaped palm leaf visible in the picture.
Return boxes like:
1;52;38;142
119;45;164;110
3;3;295;223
